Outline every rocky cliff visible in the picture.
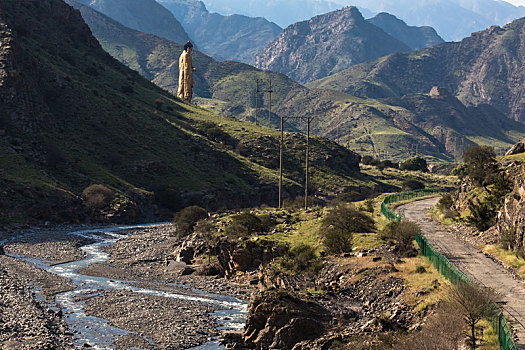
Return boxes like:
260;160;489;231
158;0;282;64
255;7;411;84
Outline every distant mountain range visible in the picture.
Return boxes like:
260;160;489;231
74;0;190;44
255;7;442;83
65;0;525;163
157;0;282;64
202;0;525;41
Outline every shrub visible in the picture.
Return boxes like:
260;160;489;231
284;196;319;210
463;145;497;186
437;193;454;211
451;164;468;179
499;228;515;251
324;229;353;254
82;184;115;211
361;155;374;165
400;157;428;172
364;199;374;213
173;206;208;237
321;204;376;236
225;212;273;238
383;221;420;256
467;200;495;231
283;244;322;274
401;179;425;191
486;173;512;210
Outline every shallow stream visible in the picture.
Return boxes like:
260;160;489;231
8;223;247;350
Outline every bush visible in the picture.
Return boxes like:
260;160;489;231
225;212;274;238
467;200;496;231
437;193;454;211
463;145;497;186
364;199;374;213
154;98;164;110
382;221;420;256
361;155;374;165
283;244;322;274
324;229;353;254
401;179;425;191
400;157;428;172
451;164;468;179
321;204;376;236
284;196;319;210
82;185;115;211
173;206;208;237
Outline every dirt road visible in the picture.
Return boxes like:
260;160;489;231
398;197;525;349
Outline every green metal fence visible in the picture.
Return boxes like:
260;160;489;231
381;190;517;350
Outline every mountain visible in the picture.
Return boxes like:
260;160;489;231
67;0;525;161
157;0;282;64
254;7;411;84
0;0;362;224
309;17;525;124
199;0;357;28
74;0;191;44
333;0;525;41
367;12;444;50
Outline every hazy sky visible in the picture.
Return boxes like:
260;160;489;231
503;0;525;6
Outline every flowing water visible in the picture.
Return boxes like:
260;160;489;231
7;223;247;350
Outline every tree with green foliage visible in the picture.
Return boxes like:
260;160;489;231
467;200;495;231
225;212;274;238
463;145;497;186
321;204;375;254
400;157;428;172
173;205;208;238
284;244;322;274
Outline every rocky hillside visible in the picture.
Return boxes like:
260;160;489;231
367;12;444;50
74;0;191;44
0;0;363;224
254;7;410;84
158;0;282;64
310;17;525;124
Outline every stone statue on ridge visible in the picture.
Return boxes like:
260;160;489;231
178;41;196;103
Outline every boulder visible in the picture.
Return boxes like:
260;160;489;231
505;141;525;156
244;290;330;350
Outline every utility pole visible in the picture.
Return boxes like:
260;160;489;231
279;113;284;209
305;116;313;210
255;79;259;126
268;79;273;127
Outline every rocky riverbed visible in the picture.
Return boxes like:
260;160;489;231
0;223;252;349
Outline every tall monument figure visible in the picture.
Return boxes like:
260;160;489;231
178;41;196;102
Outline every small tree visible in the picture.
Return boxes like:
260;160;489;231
321;204;375;254
467;199;496;231
401;179;425;191
450;283;497;349
173;205;208;238
382;221;420;256
463;145;497;186
82;184;115;211
400;157;428;172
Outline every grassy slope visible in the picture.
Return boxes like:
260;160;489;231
0;0;365;223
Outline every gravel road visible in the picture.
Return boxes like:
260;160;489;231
398;197;525;349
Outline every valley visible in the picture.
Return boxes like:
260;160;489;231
3;0;525;349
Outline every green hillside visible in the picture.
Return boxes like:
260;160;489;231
0;0;364;224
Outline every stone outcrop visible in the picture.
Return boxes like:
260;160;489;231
243;290;330;350
505;140;525;156
496;164;525;248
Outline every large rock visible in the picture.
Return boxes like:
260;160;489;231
496;164;525;248
505;140;525;156
243;290;330;350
